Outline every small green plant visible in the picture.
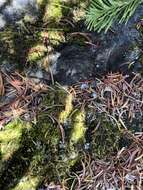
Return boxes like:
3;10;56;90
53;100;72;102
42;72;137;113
85;0;143;33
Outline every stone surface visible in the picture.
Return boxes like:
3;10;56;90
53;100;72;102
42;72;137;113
0;0;38;29
53;5;143;85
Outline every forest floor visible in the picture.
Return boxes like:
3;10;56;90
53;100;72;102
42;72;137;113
0;1;143;190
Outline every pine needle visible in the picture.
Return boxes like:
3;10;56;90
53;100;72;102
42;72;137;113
85;0;143;33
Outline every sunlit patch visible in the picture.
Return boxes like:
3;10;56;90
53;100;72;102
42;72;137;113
59;93;73;124
43;0;62;22
0;120;31;161
13;174;40;190
70;110;86;144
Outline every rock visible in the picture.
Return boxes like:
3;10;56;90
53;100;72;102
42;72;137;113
0;0;38;29
54;45;97;85
53;5;143;85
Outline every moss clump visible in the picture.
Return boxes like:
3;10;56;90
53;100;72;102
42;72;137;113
70;110;86;145
72;1;86;22
0;115;61;189
0;120;31;162
89;116;121;158
43;0;62;22
42;87;67;117
27;44;48;63
39;30;65;46
47;31;65;45
59;93;73;123
12;175;40;190
0;88;83;189
0;26;37;69
0;29;16;63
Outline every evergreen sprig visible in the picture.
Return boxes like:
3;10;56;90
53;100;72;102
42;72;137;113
85;0;143;33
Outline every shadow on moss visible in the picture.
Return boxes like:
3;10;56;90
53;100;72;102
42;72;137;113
0;117;61;190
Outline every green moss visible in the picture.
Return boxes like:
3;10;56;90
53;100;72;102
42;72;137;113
0;29;15;62
0;97;63;188
42;87;67;117
43;0;62;22
48;31;65;45
70;110;86;144
0;120;31;161
38;90;84;181
0;87;123;188
90;116;121;158
73;7;85;22
39;30;65;46
59;93;73;123
27;44;48;63
0;27;38;68
12;175;40;190
0;117;61;189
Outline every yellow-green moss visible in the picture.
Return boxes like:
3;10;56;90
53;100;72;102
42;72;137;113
70;110;86;144
59;93;73;123
27;44;47;63
39;30;65;46
43;0;62;22
90;116;121;158
48;31;65;45
0;120;31;161
13;175;40;190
